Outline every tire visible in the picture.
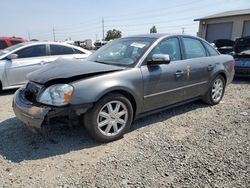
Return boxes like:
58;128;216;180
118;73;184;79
84;93;134;142
203;75;225;105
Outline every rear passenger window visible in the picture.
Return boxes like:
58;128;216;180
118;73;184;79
0;40;8;49
73;48;85;54
50;45;75;55
183;38;207;59
11;40;22;45
203;42;219;56
16;45;46;58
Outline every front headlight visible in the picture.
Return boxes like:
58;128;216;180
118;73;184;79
37;84;73;106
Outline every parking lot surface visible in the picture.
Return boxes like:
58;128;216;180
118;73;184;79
0;79;249;188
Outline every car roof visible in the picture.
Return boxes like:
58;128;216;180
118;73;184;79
16;41;90;52
123;33;202;40
0;37;25;40
20;41;74;45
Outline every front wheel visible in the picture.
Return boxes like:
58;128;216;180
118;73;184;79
84;93;133;142
203;75;225;105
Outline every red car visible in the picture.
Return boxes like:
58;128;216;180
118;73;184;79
0;37;27;49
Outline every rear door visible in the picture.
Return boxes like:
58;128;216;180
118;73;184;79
180;37;215;98
5;44;47;86
47;44;84;63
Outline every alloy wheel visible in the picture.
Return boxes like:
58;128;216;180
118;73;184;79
211;78;223;103
97;100;128;137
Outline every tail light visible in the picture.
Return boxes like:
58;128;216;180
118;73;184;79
232;59;235;71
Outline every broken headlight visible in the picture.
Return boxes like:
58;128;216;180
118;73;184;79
37;84;73;106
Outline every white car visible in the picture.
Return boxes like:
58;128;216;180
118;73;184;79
0;42;92;90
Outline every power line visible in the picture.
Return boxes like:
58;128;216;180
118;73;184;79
53;27;56;41
103;0;201;19
104;1;210;23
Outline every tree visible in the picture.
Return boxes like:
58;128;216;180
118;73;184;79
105;29;122;41
30;39;39;41
150;26;157;33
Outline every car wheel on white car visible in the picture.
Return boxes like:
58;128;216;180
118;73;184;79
84;93;133;142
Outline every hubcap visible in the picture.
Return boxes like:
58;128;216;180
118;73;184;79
97;100;128;136
211;78;223;103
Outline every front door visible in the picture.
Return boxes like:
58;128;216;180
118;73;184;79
141;37;189;112
5;44;47;86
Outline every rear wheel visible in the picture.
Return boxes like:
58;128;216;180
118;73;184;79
203;75;225;105
84;93;133;142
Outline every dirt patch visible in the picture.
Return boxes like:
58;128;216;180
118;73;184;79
0;79;249;187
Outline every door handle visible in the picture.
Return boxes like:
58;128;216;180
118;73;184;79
207;64;214;71
175;70;184;78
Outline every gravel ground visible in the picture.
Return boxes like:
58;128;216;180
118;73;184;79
0;78;249;188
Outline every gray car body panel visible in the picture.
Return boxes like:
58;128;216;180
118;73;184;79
13;34;235;124
27;59;125;84
70;68;144;115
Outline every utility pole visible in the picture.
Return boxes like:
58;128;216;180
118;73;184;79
28;32;31;41
53;27;56;41
102;18;105;41
182;27;185;34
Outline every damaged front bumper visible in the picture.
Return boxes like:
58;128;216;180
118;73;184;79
12;88;92;129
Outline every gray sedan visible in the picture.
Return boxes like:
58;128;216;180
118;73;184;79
0;42;91;90
13;34;235;142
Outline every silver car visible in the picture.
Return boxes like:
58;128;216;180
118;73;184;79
13;34;235;142
0;42;92;90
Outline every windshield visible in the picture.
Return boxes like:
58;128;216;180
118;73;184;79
0;43;26;56
234;37;250;53
87;37;155;66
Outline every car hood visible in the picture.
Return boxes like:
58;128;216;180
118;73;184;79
213;39;235;48
27;58;126;85
234;37;250;54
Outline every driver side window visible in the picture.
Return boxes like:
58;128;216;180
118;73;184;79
149;38;181;61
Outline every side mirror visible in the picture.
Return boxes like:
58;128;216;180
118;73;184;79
7;53;18;60
147;54;170;65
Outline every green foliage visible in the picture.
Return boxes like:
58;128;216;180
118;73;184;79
105;29;122;41
150;26;157;33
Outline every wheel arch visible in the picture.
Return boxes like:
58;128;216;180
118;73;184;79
216;71;227;84
211;71;227;85
96;88;138;118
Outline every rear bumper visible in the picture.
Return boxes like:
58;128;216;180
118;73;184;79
12;88;92;129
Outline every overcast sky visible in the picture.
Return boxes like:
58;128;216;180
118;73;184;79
1;0;250;41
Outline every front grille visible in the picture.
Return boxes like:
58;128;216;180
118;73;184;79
24;82;42;103
235;67;250;75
